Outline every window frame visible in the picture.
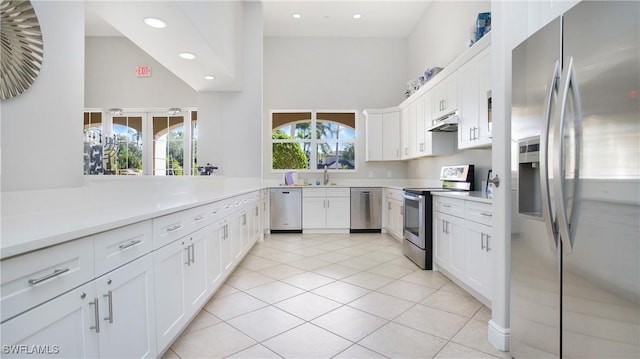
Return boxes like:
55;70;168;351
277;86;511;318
270;109;358;173
83;108;196;176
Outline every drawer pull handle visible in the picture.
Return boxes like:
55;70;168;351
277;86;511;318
441;204;451;208
103;290;113;323
194;215;206;221
119;240;142;250
167;224;182;232
90;297;100;333
480;212;493;217
28;268;69;285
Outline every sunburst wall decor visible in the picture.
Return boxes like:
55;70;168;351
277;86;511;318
0;0;44;100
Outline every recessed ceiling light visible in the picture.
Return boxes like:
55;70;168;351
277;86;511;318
353;14;362;19
204;75;215;80
143;17;167;29
292;13;301;19
179;52;196;60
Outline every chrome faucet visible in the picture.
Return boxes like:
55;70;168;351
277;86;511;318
323;165;329;185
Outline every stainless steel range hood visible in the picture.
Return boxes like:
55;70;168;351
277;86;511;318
426;111;458;132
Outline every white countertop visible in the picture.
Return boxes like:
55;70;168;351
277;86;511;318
431;190;493;204
1;177;263;260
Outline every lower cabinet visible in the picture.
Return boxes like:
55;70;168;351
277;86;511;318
2;254;156;359
384;188;404;241
154;228;208;354
433;195;493;304
302;188;350;230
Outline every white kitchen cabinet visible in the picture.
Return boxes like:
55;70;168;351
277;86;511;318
96;254;156;359
431;72;458;120
458;46;492;149
219;218;233;273
205;221;223;292
433;210;465;278
465;220;493;300
302;188;350;231
433;194;493;305
2;254;156;359
364;108;400;161
153;227;207;354
384;188;404;241
399;106;412;160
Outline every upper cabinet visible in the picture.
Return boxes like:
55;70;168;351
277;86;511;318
458;46;492;149
431;73;459;120
364;108;401;161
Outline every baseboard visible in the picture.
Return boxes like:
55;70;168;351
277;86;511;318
488;319;510;352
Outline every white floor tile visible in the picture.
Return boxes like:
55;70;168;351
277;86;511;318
399;269;451;289
281;271;335;290
313;264;361;280
183;309;222;334
394;303;470;339
227;306;304;341
245;281;305;304
366;262;416;279
359;322;448;359
171;322;256;359
312;305;388;342
333;344;388;359
262;323;352;359
274;292;342;321
434;342;500;358
204;291;268;320
376;280;437;303
256;264;306;280
225;271;275;291
421;289;483;317
227;344;283;358
348;292;414;320
239;255;280;271
288;257;332;271
341;271;396;290
311;281;371;304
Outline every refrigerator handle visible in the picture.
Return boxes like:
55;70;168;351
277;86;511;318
541;59;561;251
553;57;583;255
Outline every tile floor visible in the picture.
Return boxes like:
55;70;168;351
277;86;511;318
162;233;510;359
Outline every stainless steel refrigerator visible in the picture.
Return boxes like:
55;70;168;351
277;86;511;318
511;1;639;357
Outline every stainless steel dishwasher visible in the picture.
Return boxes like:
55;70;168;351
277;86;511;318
350;188;382;233
270;188;302;233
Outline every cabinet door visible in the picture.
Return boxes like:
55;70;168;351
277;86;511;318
303;197;327;229
220;219;233;273
1;282;100;358
466;221;493;300
206;222;223;292
476;48;492;145
415;96;426;155
447;215;466;279
406;103;417;158
154;239;187;353
432;73;458;119
365;112;383;161
433;212;450;270
97;254;156;359
458;57;479;149
382;111;400;160
326;197;350;229
400;106;410;159
184;228;208;314
229;213;243;261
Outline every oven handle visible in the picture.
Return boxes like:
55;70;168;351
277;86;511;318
403;193;423;201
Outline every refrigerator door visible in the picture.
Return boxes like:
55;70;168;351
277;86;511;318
560;2;640;357
510;17;562;358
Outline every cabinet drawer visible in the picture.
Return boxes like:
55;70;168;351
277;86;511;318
186;205;212;231
1;238;95;322
303;188;326;197
434;196;465;218
386;188;403;202
153;211;190;249
465;201;493;226
326;187;350;197
94;220;153;276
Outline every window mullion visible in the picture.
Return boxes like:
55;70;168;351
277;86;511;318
183;111;192;176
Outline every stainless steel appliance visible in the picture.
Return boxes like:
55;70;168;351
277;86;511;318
350;187;382;233
269;188;302;232
511;1;639;357
403;165;474;269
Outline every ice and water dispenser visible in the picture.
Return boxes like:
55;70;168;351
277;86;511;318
518;136;542;217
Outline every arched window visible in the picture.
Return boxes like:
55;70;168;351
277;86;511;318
272;111;356;171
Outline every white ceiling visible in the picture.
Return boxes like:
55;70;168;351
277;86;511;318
85;1;433;91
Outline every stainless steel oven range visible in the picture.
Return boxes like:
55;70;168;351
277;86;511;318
403;165;475;269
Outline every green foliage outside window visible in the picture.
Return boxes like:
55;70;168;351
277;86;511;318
272;130;309;170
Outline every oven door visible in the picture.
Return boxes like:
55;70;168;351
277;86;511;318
403;192;426;249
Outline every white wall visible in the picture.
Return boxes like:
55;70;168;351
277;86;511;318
262;36;409;181
197;1;263;178
1;1;85;192
85;37;196;109
408;1;490;80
